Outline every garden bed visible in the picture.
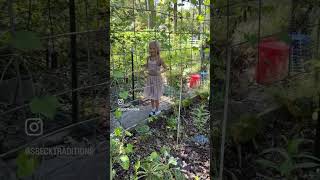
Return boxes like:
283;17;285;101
112;95;210;179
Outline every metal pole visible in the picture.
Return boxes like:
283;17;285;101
131;48;135;101
69;0;79;123
257;0;261;77
316;19;320;58
218;0;230;178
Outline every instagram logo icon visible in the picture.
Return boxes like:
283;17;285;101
25;118;43;136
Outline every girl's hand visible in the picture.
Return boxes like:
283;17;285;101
160;68;168;74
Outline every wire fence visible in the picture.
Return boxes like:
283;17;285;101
1;0;318;178
0;2;110;178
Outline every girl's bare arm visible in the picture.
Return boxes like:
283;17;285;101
160;58;168;73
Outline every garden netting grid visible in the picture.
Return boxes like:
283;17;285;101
110;0;210;116
0;0;110;179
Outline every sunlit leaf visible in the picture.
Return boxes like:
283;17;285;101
149;152;159;161
120;155;130;170
168;157;177;166
134;160;140;171
125;143;134;154
196;15;204;23
125;130;133;137
114;127;122;137
114;108;122;119
204;0;210;6
119;91;129;100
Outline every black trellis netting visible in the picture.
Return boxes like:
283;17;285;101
0;0;110;178
110;0;210;111
210;0;320;179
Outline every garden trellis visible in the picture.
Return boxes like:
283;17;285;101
208;0;320;179
0;0;110;178
110;0;210;110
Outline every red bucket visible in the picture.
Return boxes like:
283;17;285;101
256;38;289;84
189;74;201;88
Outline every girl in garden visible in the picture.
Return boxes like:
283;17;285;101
143;41;168;116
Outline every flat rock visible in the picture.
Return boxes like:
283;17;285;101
111;96;173;131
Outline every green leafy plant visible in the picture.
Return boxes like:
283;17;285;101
181;98;192;108
114;108;123;120
256;138;320;179
111;127;134;177
166;116;177;131
195;80;210;100
191;104;209;133
135;124;152;141
16;150;39;178
135;147;186;180
119;91;129;100
243;33;258;47
30;96;60;120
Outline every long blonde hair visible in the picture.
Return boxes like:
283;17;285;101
148;41;161;65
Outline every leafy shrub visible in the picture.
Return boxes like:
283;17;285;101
135;124;152;141
191;104;209;133
256;138;320;179
134;147;186;180
181;98;192;108
111;127;134;178
166;116;177;131
230;114;262;144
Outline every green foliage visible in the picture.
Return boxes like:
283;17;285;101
243;33;258;47
111;127;134;176
119;91;129;100
181;98;192;108
135;147;185;180
113;70;124;79
195;80;210;100
135;124;151;135
114;108;123;119
166;71;186;91
191;104;209;133
30;96;60;120
256;138;320;179
166;116;177;131
230;114;262;144
9;31;42;50
16;150;39;178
